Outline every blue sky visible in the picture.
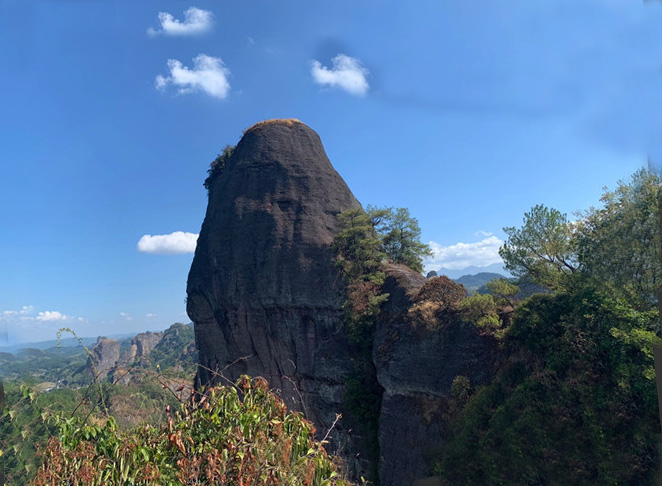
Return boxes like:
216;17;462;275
1;0;660;344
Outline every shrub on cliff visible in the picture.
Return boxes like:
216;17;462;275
203;144;235;194
31;376;353;486
414;276;467;310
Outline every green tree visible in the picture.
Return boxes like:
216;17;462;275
458;294;502;333
576;168;661;308
499;204;577;290
332;208;389;482
365;206;432;273
332;208;386;283
485;278;520;308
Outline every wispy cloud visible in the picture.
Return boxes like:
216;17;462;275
148;7;213;36
155;54;231;99
311;54;369;96
2;305;33;317
137;231;198;255
424;236;504;271
119;312;133;321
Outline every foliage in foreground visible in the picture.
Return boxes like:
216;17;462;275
31;376;352;486
0;383;84;485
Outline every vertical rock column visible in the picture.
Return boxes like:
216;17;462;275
186;119;366;476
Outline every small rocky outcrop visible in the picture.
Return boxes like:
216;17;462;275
186;119;366;475
374;264;497;486
119;331;164;365
89;337;120;379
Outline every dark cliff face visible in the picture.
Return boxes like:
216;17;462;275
375;265;497;486
186;119;364;474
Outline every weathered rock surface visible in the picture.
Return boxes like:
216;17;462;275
89;337;120;379
186;119;365;475
119;331;164;365
374;264;497;486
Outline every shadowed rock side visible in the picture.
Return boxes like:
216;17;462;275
375;265;497;486
89;337;120;380
186;120;365;475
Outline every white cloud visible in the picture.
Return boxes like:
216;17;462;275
0;306;86;344
119;312;133;321
148;7;213;36
474;230;493;237
137;231;198;254
424;236;504;271
155;54;231;99
36;311;68;321
146;313;157;319
311;54;370;96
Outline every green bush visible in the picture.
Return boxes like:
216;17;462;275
203;144;235;193
458;294;503;335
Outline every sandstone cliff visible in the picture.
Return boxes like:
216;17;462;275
89;337;120;380
119;331;164;366
187;119;366;475
88;326;189;381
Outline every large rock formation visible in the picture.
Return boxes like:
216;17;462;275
187;119;496;485
186;119;365;474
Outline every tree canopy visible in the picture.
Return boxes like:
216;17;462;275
365;206;432;273
499;204;577;290
575;168;661;307
332;208;386;283
499;168;661;308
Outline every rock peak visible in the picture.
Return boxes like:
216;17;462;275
243;118;304;134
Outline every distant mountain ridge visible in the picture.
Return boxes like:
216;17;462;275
453;272;506;293
431;262;508;280
0;334;127;354
0;324;193;355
